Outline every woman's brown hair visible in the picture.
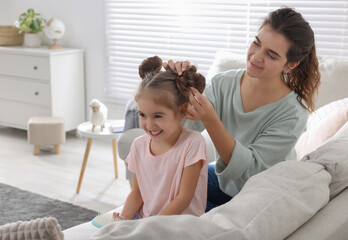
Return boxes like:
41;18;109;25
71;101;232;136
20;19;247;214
260;7;321;113
135;56;206;111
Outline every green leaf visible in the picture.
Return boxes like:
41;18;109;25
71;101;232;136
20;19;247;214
31;19;40;33
27;9;35;18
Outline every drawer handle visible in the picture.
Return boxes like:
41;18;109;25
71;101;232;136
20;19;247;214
33;66;38;70
35;91;39;96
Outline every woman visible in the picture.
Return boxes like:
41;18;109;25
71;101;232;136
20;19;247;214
163;7;321;211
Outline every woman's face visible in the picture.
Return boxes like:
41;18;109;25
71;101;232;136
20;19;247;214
246;24;292;81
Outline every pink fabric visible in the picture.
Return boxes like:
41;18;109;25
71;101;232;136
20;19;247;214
295;105;348;161
126;128;208;217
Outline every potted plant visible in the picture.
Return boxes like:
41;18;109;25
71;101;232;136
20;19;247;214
14;8;46;47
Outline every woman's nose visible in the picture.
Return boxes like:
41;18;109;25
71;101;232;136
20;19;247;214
253;49;263;61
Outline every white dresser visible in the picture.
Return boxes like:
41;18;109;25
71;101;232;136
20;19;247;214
0;46;85;131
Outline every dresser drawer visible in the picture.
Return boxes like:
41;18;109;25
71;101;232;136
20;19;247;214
0;99;51;129
0;76;51;106
0;53;50;80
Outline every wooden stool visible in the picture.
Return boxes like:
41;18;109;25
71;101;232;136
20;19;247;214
27;116;66;155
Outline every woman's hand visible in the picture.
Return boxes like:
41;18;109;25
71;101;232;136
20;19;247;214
163;60;190;76
186;87;215;123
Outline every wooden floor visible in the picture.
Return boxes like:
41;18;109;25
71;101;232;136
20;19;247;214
0;126;130;213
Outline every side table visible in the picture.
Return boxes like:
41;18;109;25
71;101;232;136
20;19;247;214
76;119;124;193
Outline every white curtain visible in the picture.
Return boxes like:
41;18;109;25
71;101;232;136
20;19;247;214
105;0;348;104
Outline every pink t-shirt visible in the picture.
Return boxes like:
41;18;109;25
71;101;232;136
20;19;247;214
126;127;208;217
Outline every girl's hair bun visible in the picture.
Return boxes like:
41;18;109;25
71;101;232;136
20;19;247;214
181;65;205;94
138;56;163;79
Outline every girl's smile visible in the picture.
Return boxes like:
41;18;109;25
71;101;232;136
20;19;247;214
149;130;163;137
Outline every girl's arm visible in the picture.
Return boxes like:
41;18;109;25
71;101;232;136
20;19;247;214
120;174;144;220
187;87;236;165
159;160;203;216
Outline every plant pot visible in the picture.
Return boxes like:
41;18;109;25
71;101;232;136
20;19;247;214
23;33;41;47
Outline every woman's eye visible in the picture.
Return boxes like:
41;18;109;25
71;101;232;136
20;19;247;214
269;54;276;60
253;41;260;47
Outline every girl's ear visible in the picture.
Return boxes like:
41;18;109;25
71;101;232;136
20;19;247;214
179;103;188;117
284;61;300;73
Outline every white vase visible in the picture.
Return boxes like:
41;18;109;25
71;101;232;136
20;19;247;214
23;33;41;47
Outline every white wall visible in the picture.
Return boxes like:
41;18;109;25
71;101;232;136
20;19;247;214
0;0;126;120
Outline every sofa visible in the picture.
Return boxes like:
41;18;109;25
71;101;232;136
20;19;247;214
61;51;348;239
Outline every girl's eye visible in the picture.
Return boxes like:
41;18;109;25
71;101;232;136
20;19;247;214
138;112;145;118
154;115;162;119
253;41;260;47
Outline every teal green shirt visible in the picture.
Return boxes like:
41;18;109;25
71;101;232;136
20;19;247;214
190;69;308;196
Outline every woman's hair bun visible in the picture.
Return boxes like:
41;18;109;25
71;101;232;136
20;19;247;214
138;56;163;79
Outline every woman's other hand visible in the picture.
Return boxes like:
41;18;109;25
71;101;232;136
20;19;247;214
186;87;215;122
163;60;190;76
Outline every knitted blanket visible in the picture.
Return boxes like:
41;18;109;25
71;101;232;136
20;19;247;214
0;217;63;240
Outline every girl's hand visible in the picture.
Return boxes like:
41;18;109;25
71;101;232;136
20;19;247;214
112;212;124;221
186;87;215;122
163;60;190;76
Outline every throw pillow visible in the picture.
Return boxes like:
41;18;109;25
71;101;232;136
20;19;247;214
307;97;348;130
295;103;348;161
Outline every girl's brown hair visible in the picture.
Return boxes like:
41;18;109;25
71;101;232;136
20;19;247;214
260;7;321;113
135;56;206;111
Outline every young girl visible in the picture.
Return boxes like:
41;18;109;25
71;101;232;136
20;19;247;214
116;56;208;220
164;7;321;211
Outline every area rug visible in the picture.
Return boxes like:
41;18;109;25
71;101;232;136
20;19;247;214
0;183;97;230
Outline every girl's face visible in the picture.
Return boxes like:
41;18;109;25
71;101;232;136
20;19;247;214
246;24;295;81
137;93;185;146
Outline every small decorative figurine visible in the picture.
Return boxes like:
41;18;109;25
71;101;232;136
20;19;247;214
89;99;107;132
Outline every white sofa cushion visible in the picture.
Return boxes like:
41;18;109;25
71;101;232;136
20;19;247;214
206;50;245;83
302;121;348;200
316;56;348;109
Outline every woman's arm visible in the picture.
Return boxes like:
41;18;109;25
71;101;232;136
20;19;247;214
159;160;203;216
187;87;236;165
163;60;236;165
120;174;144;220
